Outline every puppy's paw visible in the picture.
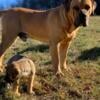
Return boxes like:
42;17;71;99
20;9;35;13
0;67;3;73
29;91;35;95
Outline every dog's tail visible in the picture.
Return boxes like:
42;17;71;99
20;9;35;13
0;10;8;16
18;32;28;42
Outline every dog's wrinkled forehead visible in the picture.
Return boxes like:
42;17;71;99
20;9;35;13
70;0;80;7
65;0;96;10
81;0;93;9
69;0;96;14
70;0;94;7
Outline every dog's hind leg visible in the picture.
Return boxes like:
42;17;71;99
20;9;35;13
0;30;18;72
0;15;20;72
57;39;71;73
50;42;61;74
0;52;4;72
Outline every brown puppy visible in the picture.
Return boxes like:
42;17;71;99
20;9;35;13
0;0;96;75
5;55;36;96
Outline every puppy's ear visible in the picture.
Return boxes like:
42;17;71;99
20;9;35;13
14;68;19;77
12;63;19;78
63;0;72;11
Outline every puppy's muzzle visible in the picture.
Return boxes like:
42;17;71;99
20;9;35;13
75;9;89;27
4;75;14;84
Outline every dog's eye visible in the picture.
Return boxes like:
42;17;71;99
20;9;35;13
84;5;90;10
73;6;80;11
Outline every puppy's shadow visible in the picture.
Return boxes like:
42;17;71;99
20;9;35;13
18;44;49;54
77;47;100;61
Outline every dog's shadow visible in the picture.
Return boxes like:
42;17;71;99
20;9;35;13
77;47;100;61
18;45;100;61
18;44;49;54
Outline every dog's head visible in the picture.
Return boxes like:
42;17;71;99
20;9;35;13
5;63;19;84
64;0;96;27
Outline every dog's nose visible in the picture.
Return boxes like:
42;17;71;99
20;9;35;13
81;9;88;15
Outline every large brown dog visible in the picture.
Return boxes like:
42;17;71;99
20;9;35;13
0;0;96;75
5;55;36;96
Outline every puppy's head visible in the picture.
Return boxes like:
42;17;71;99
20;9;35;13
64;0;96;27
5;63;19;84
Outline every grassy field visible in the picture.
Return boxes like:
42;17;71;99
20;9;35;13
0;16;100;100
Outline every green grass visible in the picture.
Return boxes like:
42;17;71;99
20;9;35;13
0;16;100;100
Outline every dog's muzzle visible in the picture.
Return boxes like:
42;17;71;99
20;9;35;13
75;9;89;27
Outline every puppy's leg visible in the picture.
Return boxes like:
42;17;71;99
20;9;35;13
27;75;34;94
12;80;20;96
57;40;71;73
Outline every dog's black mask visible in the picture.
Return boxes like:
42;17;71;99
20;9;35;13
75;10;89;27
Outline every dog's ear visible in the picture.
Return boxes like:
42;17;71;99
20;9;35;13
63;0;72;11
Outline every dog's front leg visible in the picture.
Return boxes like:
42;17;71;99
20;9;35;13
58;39;71;73
0;31;17;72
50;43;64;76
49;43;58;72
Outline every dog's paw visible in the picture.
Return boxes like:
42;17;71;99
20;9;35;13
63;66;71;72
56;70;64;77
29;91;35;95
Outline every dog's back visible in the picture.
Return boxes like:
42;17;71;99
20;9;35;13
7;54;24;64
7;54;35;77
